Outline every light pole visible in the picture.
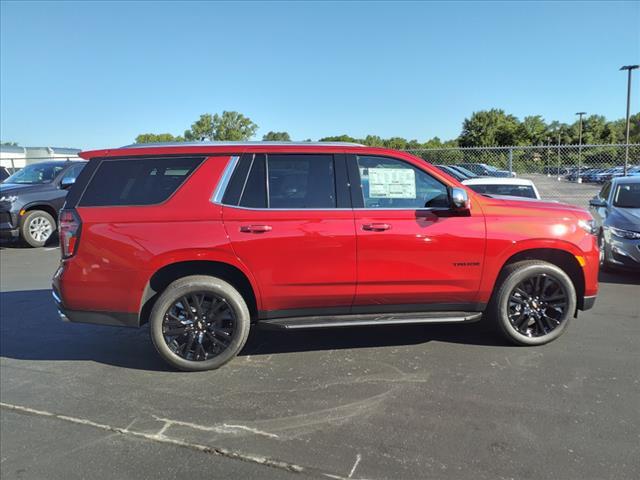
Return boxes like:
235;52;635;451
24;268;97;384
620;65;639;175
576;112;586;183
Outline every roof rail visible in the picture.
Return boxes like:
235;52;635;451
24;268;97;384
119;141;365;148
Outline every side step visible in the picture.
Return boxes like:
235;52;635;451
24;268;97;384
259;311;483;330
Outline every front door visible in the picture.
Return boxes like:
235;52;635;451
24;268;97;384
222;152;356;317
349;154;486;310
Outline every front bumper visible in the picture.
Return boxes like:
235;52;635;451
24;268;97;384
0;211;19;238
604;231;640;270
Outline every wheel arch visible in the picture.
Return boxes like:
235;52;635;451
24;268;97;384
499;248;585;311
139;260;259;326
21;203;58;225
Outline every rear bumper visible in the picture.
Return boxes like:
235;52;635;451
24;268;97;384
52;279;139;328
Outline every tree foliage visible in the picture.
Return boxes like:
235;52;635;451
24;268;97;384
262;131;291;141
135;109;640;148
1;141;19;146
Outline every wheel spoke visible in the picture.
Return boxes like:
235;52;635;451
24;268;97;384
163;290;237;362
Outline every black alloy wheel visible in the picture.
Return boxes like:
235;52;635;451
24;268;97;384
507;274;568;338
162;292;235;361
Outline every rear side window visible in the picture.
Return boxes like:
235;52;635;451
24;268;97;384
79;157;203;206
267;155;336;208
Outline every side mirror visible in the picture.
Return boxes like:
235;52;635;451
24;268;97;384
450;187;470;211
589;197;606;208
60;177;76;189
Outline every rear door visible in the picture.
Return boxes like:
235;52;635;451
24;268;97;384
221;152;356;317
349;154;486;310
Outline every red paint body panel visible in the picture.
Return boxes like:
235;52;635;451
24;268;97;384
57;144;598;323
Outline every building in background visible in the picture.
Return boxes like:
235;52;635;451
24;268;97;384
0;145;81;171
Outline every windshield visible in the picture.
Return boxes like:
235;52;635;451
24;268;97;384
452;166;478;178
613;183;640;208
4;163;65;184
484;164;500;172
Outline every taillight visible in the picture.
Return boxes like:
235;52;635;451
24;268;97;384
59;209;81;258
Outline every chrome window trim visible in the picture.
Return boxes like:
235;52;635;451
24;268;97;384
219;204;449;212
211;155;240;204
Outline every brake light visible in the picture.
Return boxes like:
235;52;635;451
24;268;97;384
59;209;81;258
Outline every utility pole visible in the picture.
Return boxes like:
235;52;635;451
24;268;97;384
576;112;586;183
620;65;639;175
557;128;562;180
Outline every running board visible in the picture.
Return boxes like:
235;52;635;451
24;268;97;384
259;311;483;330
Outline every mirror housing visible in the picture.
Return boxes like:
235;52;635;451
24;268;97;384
60;177;76;190
589;197;606;208
450;187;470;212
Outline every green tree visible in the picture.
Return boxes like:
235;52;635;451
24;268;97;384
262;131;291;141
1;141;19;146
184;111;258;141
520;116;548;145
318;134;360;143
458;109;522;147
135;133;183;144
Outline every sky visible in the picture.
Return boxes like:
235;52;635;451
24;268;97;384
1;1;639;150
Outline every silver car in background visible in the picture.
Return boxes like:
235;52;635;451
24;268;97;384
589;176;640;271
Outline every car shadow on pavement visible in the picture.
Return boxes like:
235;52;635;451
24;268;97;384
1;289;512;372
598;270;640;286
0;235;59;250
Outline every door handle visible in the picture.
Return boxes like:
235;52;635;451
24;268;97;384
362;223;391;231
240;224;272;233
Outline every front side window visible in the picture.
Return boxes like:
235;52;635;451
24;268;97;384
5;163;66;184
79;157;203;206
61;164;85;183
356;156;448;209
599;182;611;201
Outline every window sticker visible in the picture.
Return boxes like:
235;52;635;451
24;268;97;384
368;168;416;199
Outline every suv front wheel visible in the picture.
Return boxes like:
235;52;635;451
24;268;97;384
488;260;577;346
20;210;56;247
150;275;251;371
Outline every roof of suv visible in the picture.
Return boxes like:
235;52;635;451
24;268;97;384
79;142;411;160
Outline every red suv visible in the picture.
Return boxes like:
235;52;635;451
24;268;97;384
52;143;598;371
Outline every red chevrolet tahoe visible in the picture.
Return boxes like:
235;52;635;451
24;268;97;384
52;142;598;371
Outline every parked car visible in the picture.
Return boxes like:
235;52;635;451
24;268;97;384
0;167;10;182
435;164;470;182
0;160;86;246
457;163;514;178
52;142;598;371
447;164;480;179
462;177;541;199
589;176;640;271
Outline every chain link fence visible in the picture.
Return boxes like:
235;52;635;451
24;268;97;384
405;144;640;207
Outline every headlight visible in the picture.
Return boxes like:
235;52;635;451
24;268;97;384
578;218;597;235
0;195;17;203
606;226;640;240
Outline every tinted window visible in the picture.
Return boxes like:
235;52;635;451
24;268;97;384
79;157;203;206
267;155;336;208
240;154;267;208
357;156;448;209
469;184;537;199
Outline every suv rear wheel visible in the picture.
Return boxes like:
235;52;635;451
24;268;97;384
488;260;576;346
20;210;56;247
150;275;250;371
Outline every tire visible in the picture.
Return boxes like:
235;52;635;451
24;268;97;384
150;275;251;371
598;233;613;272
487;260;576;346
20;210;56;248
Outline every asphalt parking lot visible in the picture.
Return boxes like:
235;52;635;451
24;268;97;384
1;239;639;479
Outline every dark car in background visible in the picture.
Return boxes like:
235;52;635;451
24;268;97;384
0;160;86;246
0;167;10;182
435;164;470;182
589;176;640;271
457;163;513;178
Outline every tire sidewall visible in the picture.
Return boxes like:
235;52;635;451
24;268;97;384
497;264;576;346
20;210;56;248
150;276;250;371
